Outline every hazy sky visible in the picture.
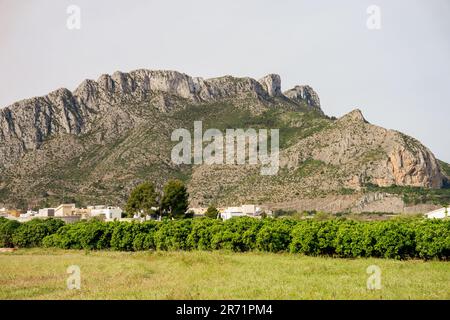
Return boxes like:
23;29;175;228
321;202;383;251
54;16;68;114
1;0;449;161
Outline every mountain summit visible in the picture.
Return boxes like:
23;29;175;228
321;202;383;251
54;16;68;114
0;69;447;211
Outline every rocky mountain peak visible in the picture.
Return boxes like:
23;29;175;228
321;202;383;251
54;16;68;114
339;109;367;123
283;85;322;112
258;74;282;97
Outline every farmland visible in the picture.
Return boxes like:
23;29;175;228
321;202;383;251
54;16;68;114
0;249;449;300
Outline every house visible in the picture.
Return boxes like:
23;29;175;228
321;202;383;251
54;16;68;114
220;207;247;220
54;204;90;217
88;205;123;220
19;210;37;219
55;204;77;217
38;208;55;217
7;209;21;217
241;204;262;216
425;207;449;219
0;208;8;217
219;205;264;220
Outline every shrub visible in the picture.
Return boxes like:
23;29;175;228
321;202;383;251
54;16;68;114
110;222;143;251
12;219;64;248
256;220;292;252
0;218;21;247
371;221;416;259
415;219;450;260
335;221;375;258
42;234;63;248
187;218;222;250
154;219;192;250
204;206;220;219
3;216;449;260
132;221;159;251
211;217;262;252
290;221;325;255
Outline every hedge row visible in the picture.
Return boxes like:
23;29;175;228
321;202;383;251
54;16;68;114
1;217;449;260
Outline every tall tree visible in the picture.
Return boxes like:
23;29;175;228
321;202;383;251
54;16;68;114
160;179;189;219
125;182;157;218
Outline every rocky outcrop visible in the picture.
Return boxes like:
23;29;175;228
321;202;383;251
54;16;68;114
283;109;445;189
258;74;282;97
0;88;88;168
337;108;367;123
284;85;322;112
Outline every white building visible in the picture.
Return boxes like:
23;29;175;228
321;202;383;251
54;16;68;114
19;210;38;219
38;208;55;217
241;204;262;216
221;207;247;220
425;207;449;219
88;205;122;220
219;205;264;220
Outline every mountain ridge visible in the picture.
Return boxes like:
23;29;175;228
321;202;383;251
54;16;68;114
0;69;448;212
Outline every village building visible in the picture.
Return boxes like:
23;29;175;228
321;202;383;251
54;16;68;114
38;208;55;217
425;207;449;219
88;205;122;220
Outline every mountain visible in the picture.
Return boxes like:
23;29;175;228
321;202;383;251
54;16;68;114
0;69;448;212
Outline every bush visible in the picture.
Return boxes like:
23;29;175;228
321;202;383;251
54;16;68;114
415;219;450;260
4;216;450;260
132;221;159;251
290;221;326;255
256;220;293;252
110;222;144;251
0;218;21;247
204;206;220;219
13;218;64;248
187;218;222;250
12;219;64;248
154;219;192;250
42;233;63;248
370;221;416;259
211;217;263;252
335;221;375;258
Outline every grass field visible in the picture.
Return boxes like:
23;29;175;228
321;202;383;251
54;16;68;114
0;249;449;300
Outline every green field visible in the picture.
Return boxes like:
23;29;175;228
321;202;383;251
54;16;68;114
0;249;449;300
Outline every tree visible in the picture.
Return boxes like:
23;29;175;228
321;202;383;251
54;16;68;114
160;179;189;219
125;182;158;218
205;205;220;219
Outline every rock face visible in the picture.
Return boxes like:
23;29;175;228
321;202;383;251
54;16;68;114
282;109;444;189
0;70;323;169
258;74;282;97
284;85;322;112
0;69;447;210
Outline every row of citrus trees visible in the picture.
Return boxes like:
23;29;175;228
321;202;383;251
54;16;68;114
0;216;448;260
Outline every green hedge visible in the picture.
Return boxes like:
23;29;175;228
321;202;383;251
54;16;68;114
1;217;449;260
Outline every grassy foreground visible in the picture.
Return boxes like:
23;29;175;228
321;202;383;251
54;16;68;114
0;249;449;300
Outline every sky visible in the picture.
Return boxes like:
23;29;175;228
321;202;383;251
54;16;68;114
1;0;449;162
